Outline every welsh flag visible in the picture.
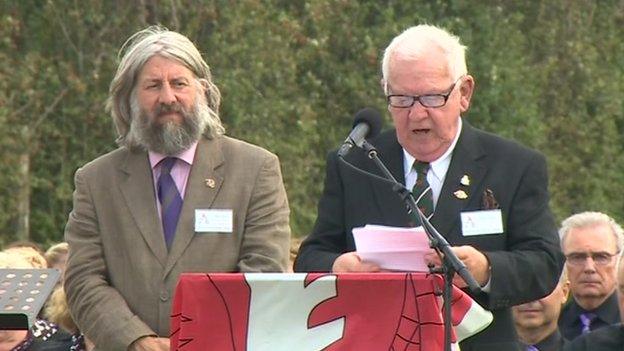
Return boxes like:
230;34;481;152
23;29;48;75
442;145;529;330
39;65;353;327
170;273;492;351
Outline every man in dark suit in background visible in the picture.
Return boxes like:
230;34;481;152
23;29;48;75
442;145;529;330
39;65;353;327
557;212;622;341
294;24;564;351
564;250;624;351
513;270;570;350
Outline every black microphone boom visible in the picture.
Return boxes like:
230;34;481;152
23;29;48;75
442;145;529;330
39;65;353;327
337;108;383;157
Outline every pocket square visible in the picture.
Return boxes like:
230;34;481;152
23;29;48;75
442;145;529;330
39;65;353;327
482;188;499;210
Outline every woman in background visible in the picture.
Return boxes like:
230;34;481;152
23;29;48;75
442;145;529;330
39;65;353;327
0;250;72;351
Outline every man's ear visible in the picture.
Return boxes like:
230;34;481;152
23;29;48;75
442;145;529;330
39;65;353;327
459;75;475;113
561;280;570;304
197;78;209;93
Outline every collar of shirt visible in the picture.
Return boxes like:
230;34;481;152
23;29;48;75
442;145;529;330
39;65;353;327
403;117;462;206
569;292;620;326
148;141;198;207
532;328;563;351
148;141;198;170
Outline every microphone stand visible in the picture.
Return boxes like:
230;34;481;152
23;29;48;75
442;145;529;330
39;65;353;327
357;140;481;351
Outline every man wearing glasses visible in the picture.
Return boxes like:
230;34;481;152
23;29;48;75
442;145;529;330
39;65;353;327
295;24;564;350
564;250;624;351
558;212;623;341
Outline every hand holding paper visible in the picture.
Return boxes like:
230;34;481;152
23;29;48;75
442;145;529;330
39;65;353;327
332;252;382;273
424;246;491;287
352;225;434;272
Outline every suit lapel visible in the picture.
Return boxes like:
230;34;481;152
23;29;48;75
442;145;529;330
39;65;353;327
118;150;168;267
431;122;487;239
164;137;224;276
369;131;412;227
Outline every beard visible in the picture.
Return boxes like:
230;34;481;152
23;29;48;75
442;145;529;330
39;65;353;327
129;97;209;155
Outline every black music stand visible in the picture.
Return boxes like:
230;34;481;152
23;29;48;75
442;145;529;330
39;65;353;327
0;268;60;330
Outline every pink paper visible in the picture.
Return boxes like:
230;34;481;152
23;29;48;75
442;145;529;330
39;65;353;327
353;225;433;272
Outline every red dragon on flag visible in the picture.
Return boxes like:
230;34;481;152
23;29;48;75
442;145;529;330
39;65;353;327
170;273;492;350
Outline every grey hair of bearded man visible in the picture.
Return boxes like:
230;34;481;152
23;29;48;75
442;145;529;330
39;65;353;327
106;25;224;149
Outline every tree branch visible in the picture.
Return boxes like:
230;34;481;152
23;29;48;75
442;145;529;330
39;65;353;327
32;88;69;131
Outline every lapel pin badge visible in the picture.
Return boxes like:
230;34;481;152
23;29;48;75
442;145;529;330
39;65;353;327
460;175;470;186
454;190;468;199
205;178;216;188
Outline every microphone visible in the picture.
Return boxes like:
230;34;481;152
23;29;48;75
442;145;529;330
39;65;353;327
337;108;383;157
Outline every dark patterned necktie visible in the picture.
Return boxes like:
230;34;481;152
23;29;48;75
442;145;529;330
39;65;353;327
158;157;183;249
412;161;434;219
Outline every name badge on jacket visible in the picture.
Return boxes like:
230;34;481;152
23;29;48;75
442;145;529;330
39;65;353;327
195;209;233;233
461;209;503;236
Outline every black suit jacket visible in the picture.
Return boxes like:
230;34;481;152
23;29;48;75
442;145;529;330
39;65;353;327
519;329;567;351
295;121;564;351
563;324;624;351
559;292;620;341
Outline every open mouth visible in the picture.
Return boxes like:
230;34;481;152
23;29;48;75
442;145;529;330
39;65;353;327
412;128;430;134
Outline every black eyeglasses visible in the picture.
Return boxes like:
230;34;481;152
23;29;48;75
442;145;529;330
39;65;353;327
565;251;619;266
387;77;463;109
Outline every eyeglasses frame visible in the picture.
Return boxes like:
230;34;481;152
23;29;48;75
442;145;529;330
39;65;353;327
564;251;620;266
386;76;465;109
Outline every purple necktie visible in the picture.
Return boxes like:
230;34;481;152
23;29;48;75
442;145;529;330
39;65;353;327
579;312;596;334
157;157;183;249
526;346;539;351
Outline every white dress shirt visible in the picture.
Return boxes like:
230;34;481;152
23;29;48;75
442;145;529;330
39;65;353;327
403;118;462;208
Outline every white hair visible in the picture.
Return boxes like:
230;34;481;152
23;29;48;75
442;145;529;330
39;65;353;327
559;211;624;252
381;24;467;94
617;250;624;284
106;26;224;148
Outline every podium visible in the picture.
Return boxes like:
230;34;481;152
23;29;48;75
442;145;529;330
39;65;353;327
170;272;492;351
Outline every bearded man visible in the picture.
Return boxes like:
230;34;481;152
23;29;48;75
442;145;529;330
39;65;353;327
63;26;291;351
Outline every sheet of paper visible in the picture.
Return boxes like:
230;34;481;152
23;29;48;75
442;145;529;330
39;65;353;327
353;225;433;272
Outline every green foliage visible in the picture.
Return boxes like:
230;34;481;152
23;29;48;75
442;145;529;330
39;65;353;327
1;0;624;246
